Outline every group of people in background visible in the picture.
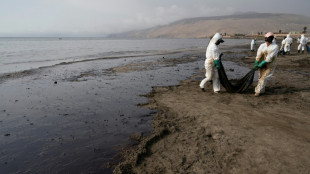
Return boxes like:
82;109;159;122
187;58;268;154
200;31;308;97
278;34;309;55
252;34;309;55
280;34;293;55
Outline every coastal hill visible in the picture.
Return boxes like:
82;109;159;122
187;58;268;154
108;13;310;38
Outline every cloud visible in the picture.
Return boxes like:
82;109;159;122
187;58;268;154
0;0;309;36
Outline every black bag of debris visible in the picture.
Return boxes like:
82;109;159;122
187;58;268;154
218;55;255;93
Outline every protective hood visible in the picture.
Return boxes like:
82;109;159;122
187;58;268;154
287;34;291;38
265;32;274;38
210;33;223;44
301;34;305;39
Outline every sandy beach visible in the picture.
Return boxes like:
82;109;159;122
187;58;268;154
1;38;309;173
114;42;310;173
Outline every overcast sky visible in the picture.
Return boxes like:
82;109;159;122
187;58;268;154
1;0;310;37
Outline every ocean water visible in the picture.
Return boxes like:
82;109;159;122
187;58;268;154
0;37;249;75
0;38;201;74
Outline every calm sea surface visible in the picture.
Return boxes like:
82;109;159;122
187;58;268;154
0;37;249;74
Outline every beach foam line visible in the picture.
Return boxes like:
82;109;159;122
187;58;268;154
0;48;203;82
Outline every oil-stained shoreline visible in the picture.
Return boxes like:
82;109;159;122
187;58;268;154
114;42;310;174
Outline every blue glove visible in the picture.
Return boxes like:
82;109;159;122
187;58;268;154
214;60;220;69
258;60;267;68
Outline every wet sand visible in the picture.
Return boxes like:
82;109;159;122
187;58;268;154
114;43;310;173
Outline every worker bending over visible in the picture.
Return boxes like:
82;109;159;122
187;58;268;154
254;32;279;97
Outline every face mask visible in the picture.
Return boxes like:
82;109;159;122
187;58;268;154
265;36;274;43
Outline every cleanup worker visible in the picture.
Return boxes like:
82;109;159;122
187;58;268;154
199;33;224;93
298;34;307;54
250;39;256;52
284;34;293;55
272;36;277;44
254;32;279;97
280;36;286;55
297;37;300;45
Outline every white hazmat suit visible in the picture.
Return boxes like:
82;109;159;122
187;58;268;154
272;37;277;44
284;34;293;53
250;39;256;51
298;34;307;52
280;38;285;51
255;42;279;94
199;33;222;92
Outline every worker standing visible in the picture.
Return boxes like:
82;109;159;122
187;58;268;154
279;36;286;55
199;33;224;93
284;34;293;55
254;32;279;96
250;39;256;52
298;34;307;54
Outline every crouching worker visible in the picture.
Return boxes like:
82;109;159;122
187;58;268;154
254;32;279;96
199;33;224;93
